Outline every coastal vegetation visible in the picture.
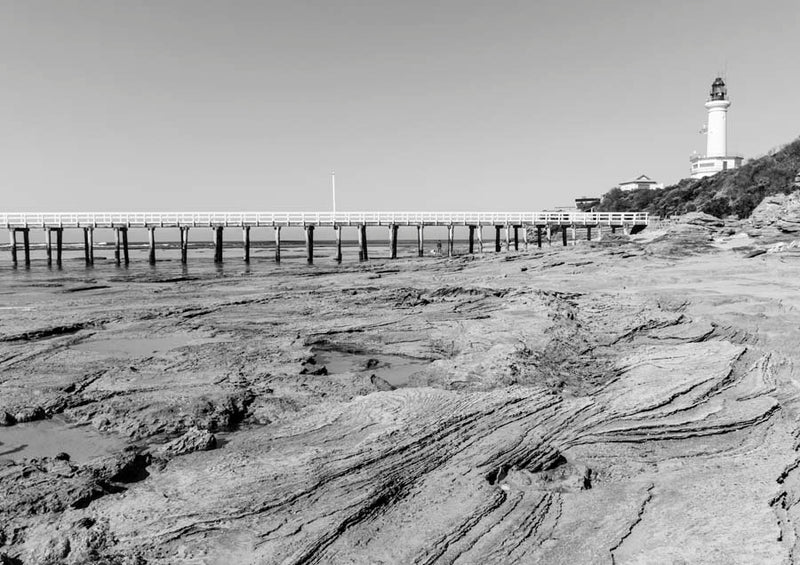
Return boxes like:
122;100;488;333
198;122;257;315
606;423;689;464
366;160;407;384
594;135;800;219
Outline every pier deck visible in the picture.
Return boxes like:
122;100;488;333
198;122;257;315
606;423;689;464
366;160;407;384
2;211;649;267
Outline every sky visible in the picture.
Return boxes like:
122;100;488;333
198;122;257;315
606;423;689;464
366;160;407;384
1;0;799;213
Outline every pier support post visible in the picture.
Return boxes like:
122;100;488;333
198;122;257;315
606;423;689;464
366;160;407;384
83;228;93;266
587;226;592;241
447;225;454;257
536;226;543;248
242;226;250;262
417;225;424;257
389;224;398;259
55;229;63;267
21;229;30;267
335;226;342;263
213;227;223;263
477;225;484;253
611;226;617;234
120;228;129;265
505;225;511;252
9;230;17;266
358;225;368;261
274;227;281;263
44;228;52;267
305;225;314;264
513;226;519;251
495;226;501;252
468;226;475;254
561;226;567;247
113;228;121;265
180;227;189;264
147;227;156;265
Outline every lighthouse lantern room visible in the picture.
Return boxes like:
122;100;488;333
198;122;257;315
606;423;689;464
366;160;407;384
690;77;743;179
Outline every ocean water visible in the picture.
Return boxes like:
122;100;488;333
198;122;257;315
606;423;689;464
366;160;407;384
0;238;503;281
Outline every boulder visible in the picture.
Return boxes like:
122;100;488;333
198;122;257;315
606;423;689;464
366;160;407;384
156;427;217;458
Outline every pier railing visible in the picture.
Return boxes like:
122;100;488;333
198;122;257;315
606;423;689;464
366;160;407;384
0;211;648;229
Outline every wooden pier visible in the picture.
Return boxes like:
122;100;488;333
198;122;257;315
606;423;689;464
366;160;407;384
1;211;649;267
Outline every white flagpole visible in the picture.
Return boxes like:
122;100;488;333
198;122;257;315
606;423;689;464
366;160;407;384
331;171;336;215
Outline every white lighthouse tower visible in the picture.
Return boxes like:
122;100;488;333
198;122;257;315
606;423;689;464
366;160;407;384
690;77;743;179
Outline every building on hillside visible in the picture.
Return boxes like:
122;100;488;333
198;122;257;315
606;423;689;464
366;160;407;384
618;174;664;191
690;77;744;179
575;197;601;211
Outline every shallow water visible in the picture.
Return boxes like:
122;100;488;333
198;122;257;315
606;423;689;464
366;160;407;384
314;349;429;386
0;416;125;463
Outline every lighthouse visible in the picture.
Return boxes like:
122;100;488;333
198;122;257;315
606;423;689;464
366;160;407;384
690;77;743;179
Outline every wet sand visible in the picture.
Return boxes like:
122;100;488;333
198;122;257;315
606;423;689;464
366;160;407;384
3;230;800;564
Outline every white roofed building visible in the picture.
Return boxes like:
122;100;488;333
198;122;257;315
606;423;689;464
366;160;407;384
619;174;664;192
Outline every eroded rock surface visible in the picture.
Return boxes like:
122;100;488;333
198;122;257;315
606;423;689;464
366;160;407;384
2;238;800;563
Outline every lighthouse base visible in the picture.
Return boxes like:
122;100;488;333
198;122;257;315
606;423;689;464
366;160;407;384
690;155;743;179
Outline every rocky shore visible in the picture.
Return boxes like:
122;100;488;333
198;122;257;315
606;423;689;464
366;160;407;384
3;217;800;564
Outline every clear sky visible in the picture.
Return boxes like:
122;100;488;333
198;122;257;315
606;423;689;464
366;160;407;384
1;0;798;212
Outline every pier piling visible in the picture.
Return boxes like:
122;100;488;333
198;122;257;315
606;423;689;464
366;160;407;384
274;227;281;263
417;225;424;257
468;226;475;254
55;229;63;267
536;226;542;248
335;226;342;263
495;226;501;252
505;225;511;252
83;228;93;266
120;228;129;264
243;227;250;262
9;230;17;266
561;226;567;247
213;227;223;263
305;226;314;264
587;226;592;241
513;226;519;251
113;228;121;265
180;227;189;264
22;229;30;267
358;225;368;261
147;227;156;265
389;224;398;259
447;225;454;257
44;229;52;267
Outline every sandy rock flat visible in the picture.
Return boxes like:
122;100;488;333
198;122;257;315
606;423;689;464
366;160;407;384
2;230;800;564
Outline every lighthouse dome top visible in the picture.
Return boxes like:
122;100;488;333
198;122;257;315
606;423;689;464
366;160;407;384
710;77;727;101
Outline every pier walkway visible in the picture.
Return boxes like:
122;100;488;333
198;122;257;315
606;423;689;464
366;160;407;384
1;211;649;267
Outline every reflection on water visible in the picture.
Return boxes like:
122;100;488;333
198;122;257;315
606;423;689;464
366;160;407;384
0;416;125;463
313;348;429;386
